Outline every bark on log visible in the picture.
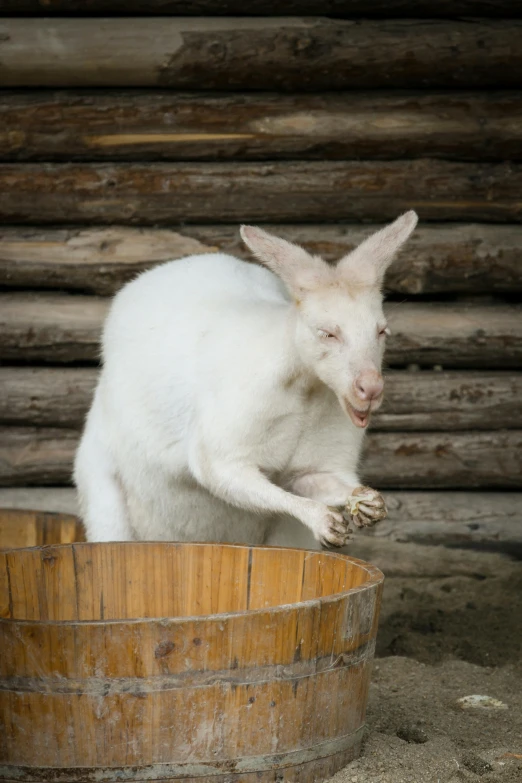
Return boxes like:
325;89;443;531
0;487;78;516
3;91;522;162
376;372;522;431
0;227;211;295
348;537;521;578
0;368;97;428
384;304;522;369
363;431;522;490
1;19;521;90
1;368;521;431
1;3;521;18
1;161;521;224
1;428;520;488
1;295;520;367
1;224;521;296
0;294;108;364
370;491;522;549
0;428;78;486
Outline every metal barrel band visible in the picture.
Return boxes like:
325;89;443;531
0;641;374;695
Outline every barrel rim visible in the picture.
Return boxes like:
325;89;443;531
0;539;384;627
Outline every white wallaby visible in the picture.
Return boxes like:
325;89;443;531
75;211;418;549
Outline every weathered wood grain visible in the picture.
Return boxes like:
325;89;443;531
1;295;520;367
2;224;521;295
1;368;520;432
1;160;521;224
0;540;380;778
0;487;78;516
0;427;78;486
0;507;84;549
348;536;522;579
371;491;522;548
0;294;108;363
1;19;521;89
3;91;522;162
1;2;520;17
0;368;97;427
0;227;211;294
363;432;522;489
384;303;522;369
376;372;522;431
1;427;520;488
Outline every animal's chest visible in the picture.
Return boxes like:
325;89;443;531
253;393;324;471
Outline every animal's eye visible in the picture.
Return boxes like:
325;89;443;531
317;329;338;340
378;325;391;337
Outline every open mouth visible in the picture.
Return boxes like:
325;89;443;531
345;403;371;429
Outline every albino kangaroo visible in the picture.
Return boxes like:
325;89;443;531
75;211;418;549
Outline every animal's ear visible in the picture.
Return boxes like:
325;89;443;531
338;211;418;287
240;225;331;293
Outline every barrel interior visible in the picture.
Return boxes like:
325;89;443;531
1;541;373;622
0;508;85;550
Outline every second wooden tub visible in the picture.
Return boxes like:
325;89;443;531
0;526;383;782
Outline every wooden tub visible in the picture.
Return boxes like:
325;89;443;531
0;507;85;549
0;511;383;782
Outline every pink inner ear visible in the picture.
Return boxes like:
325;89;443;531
337;211;418;286
241;224;333;293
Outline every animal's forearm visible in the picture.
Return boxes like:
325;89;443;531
188;449;350;546
191;455;315;519
289;472;361;506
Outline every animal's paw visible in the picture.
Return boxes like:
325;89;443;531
347;486;387;528
313;506;353;548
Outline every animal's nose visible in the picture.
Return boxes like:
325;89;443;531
354;371;384;402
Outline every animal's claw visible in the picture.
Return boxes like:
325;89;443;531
321;507;353;548
349;486;387;528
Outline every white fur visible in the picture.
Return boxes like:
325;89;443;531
75;213;417;548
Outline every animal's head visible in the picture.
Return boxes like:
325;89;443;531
240;212;417;429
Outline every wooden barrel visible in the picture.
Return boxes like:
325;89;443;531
0;536;383;781
0;507;85;550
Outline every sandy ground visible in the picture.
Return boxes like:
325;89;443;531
328;539;522;783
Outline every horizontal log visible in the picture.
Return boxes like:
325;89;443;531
1;19;521;89
1;295;520;367
349;536;521;578
0;488;520;553
0;368;97;427
0;294;109;363
385;305;522;368
1;161;521;224
1;224;521;296
0;487;78;516
1;368;521;431
371;491;522;549
0;428;78;486
0;227;210;295
2;3;521;18
1;428;520;488
376;372;522;431
3;91;522;162
363;432;522;489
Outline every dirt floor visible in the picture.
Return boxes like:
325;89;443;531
328;539;522;783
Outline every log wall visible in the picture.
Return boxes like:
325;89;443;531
0;3;520;548
2;225;521;295
1;19;521;90
2;92;522;162
1;161;521;224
